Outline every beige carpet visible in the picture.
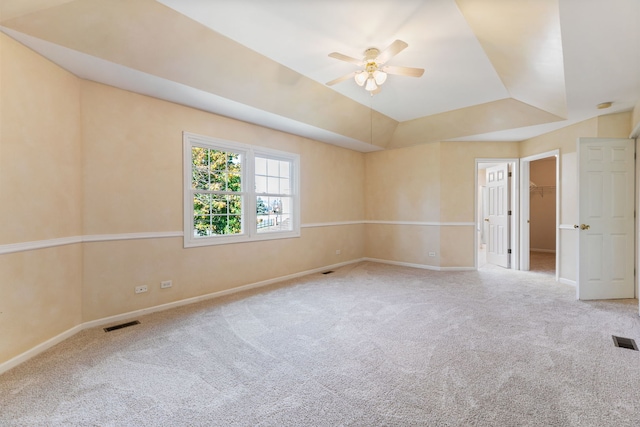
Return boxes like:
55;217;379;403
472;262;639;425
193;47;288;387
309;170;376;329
529;251;556;275
1;261;640;426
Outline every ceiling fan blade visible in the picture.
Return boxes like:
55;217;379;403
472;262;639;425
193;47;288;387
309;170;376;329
376;40;408;64
382;65;425;78
328;52;362;66
326;72;356;86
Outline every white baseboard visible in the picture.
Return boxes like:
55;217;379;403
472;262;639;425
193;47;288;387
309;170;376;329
558;277;576;287
0;324;84;375
0;258;364;375
83;258;365;331
363;257;475;272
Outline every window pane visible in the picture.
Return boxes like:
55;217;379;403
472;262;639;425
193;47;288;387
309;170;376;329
228;195;242;214
228;171;241;192
255;175;267;193
192;167;209;190
256;196;269;214
280;178;290;195
210;215;242;235
192;147;242;192
228;153;242;178
210;169;227;190
192;147;208;167
209;150;227;171
193;193;242;237
256;196;292;233
194;216;211;237
208;180;223;191
280;197;292;215
194;194;212;215
211;196;229;214
255;157;267;175
267;177;279;193
267;159;279;176
279;160;290;178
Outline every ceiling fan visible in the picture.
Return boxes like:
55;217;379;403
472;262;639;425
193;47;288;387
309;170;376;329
326;40;424;94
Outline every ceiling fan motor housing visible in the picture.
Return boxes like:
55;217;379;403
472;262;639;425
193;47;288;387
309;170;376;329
364;47;380;62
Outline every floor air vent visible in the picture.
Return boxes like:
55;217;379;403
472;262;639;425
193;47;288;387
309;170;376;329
612;335;638;350
104;320;140;332
322;270;334;275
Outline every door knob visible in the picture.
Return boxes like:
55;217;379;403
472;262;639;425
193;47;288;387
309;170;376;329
484;218;490;222
580;224;590;230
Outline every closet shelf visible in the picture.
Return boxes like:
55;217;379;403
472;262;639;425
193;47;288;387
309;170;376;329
530;185;555;197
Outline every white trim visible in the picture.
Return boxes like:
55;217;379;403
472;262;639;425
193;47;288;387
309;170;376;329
303;221;477;227
0;324;84;375
0;236;83;255
301;221;363;228
0;222;483;255
559;224;578;230
630;121;640;139
0;258;364;375
0;233;184;255
365;221;475;226
83;231;183;242
558;278;577;287
363;257;475;271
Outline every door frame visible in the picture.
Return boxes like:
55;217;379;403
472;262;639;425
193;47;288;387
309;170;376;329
519;150;560;280
475;158;520;270
632;124;640;313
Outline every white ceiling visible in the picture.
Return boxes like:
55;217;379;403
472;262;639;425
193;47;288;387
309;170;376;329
1;0;639;149
157;0;510;122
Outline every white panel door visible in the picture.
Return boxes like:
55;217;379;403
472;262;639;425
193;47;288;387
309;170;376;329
578;138;635;300
486;164;510;268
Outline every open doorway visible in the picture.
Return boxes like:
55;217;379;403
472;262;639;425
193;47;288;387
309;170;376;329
520;150;559;278
476;159;519;270
529;157;557;274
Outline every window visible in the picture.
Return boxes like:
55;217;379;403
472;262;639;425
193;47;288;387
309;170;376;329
184;132;299;247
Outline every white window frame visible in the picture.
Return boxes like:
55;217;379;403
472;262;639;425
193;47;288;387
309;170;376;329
183;132;300;248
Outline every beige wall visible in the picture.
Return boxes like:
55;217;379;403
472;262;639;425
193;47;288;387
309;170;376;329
364;142;441;267
597;111;633;139
0;36;366;367
0;33;83;363
364;141;519;269
80;81;365;321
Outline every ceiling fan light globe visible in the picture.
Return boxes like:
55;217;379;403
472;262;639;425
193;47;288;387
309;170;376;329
365;77;378;92
354;71;368;86
373;70;387;85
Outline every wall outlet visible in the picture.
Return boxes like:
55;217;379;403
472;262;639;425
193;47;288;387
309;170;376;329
134;285;148;294
335;249;341;255
428;252;436;257
160;280;172;289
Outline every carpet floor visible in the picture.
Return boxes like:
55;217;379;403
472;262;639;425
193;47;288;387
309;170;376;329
1;261;640;426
